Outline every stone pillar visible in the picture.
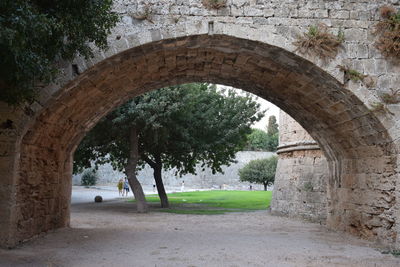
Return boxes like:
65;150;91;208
271;111;328;223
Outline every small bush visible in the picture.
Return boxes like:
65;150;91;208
370;89;400;115
94;195;103;203
370;102;386;114
337;65;364;82
375;6;400;59
382;249;400;257
336;65;376;88
303;182;313;192
293;24;344;61
202;0;227;9
81;169;98;186
381;89;400;104
239;156;278;191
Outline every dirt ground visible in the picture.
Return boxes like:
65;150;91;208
1;200;399;267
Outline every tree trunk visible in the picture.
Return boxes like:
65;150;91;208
125;127;148;213
263;183;268;191
153;155;169;208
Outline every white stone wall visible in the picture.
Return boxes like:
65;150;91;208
73;151;276;190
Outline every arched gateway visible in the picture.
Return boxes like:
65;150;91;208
0;1;399;249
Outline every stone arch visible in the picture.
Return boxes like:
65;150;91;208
1;30;398;248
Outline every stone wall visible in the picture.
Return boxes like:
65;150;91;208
73;151;275;190
0;0;400;248
271;111;328;223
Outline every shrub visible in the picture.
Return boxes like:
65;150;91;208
293;24;344;61
375;6;400;59
380;89;400;104
370;89;400;115
303;182;313;192
337;65;375;88
239;156;278;191
81;169;98;186
337;65;365;82
369;102;387;114
202;0;227;9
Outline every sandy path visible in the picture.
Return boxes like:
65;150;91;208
1;200;399;267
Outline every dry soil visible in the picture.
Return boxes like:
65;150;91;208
1;200;399;267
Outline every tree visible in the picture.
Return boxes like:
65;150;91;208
266;132;279;152
267;115;278;136
266;115;279;151
0;0;119;105
245;129;269;151
239;156;278;191
74;83;264;210
245;128;279;152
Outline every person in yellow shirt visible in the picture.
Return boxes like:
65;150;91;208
117;178;124;196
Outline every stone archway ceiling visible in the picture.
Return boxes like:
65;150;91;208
27;35;390;163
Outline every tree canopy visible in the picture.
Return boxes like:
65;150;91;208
267;115;278;135
0;0;119;105
74;83;264;208
245;127;279;152
245;129;270;151
239;156;278;191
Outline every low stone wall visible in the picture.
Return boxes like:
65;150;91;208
73;151;276;190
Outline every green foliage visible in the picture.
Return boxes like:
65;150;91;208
267;115;279;136
245;129;270;151
74;83;263;177
81;169;98;186
337;65;366;82
131;190;273;214
245;128;278;152
381;249;400;257
239;156;278;190
303;182;313;192
0;0;119;105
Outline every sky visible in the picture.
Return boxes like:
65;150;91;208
217;85;280;131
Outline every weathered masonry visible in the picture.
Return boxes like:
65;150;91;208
271;111;328;223
0;0;399;248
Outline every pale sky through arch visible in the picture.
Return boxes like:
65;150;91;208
217;85;280;131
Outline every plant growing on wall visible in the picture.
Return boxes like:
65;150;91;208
375;6;400;60
202;0;227;9
293;24;344;61
370;89;400;115
337;65;375;88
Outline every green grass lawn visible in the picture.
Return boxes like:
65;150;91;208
131;190;272;215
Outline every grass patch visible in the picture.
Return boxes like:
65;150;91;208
130;190;272;215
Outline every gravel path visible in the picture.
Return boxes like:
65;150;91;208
1;200;399;267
